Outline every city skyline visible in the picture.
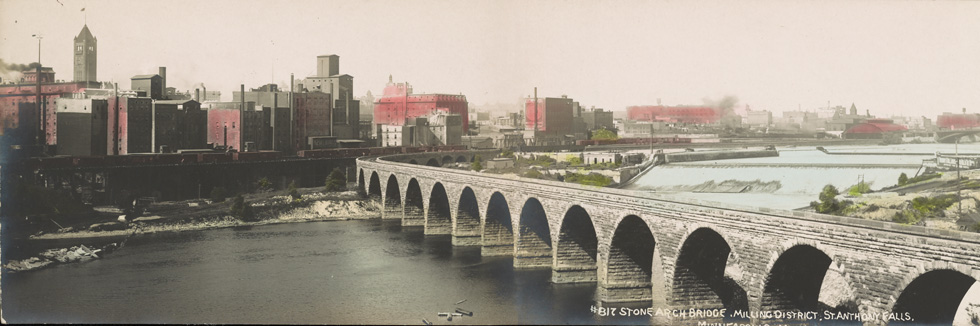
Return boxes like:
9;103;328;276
1;0;979;118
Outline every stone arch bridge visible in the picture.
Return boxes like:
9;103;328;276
357;151;980;325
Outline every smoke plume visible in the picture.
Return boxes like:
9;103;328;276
0;59;42;83
703;95;739;116
0;59;41;73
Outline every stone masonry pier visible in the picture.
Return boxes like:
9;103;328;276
357;151;980;325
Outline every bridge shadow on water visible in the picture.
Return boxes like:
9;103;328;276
370;218;655;325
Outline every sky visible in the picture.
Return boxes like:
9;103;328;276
1;0;979;118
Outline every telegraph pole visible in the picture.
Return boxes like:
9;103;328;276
957;138;962;215
33;34;43;147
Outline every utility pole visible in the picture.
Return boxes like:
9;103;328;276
533;87;538;146
33;34;42;147
957;138;962;216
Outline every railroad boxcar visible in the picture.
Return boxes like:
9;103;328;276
72;156;105;167
39;156;73;169
198;152;232;163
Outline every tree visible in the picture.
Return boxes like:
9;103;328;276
566;155;583;166
230;194;255;221
500;150;515;158
847;181;871;197
811;184;847;214
288;181;300;200
591;128;618;140
256;177;273;193
819;184;839;203
898;173;909;186
324;168;346;192
472;155;483;171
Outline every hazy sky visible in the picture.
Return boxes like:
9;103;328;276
1;0;978;118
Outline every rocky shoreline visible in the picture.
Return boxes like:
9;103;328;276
4;190;381;274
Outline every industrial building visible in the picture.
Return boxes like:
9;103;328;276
106;96;153;155
938;112;980;130
378;112;463;147
131;73;164;100
582;107;614;131
54;97;108;156
298;55;361;141
205;101;265;152
524;95;574;146
0;67;100;150
842;119;907;139
627;105;721;124
373;76;469;135
151;99;207;153
745;110;773;128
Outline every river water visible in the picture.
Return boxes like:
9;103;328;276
2;220;650;324
625;144;979;209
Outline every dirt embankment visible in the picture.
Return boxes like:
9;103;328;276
838;170;980;231
4;189;381;273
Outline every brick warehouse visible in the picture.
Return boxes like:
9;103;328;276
373;75;468;134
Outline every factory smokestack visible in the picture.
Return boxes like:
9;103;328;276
159;67;166;97
195;88;200;102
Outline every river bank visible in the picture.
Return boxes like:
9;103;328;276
3;189;381;273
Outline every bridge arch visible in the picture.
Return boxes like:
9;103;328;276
455;155;467;163
403;178;424;226
553;205;598;283
368;172;382;200
357;169;366;197
672;227;748;316
516;197;553;268
482;191;514;256
382;174;402;219
425;158;440;167
425;182;452;234
888;268;977;325
599;214;661;303
408;159;419;165
442;155;454;166
759;243;851;315
453;187;481;246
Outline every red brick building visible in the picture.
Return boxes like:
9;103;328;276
524;97;573;135
106;96;154;154
206;101;265;152
0;74;100;147
937;113;980;130
627;105;721;124
373;77;468;133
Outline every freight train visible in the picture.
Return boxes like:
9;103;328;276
575;137;692;146
25;145;467;170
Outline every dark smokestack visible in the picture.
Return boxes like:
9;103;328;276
114;82;119;155
159;67;166;92
533;87;538;134
195;88;200;102
240;84;245;150
273;92;278;150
